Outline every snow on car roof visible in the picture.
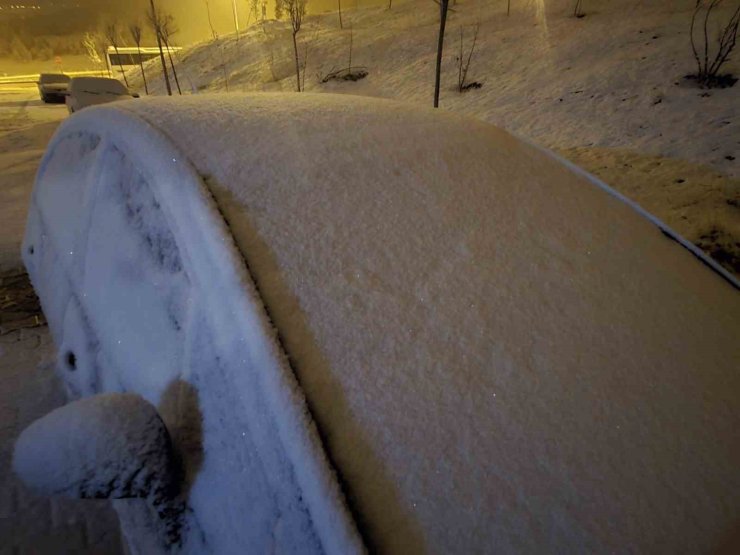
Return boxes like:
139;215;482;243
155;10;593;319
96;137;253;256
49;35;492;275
38;73;70;83
46;94;740;552
69;77;129;95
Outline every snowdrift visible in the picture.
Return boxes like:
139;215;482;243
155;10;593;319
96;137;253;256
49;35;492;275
22;93;740;554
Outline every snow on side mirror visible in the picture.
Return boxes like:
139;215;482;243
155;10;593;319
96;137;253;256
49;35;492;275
13;393;177;501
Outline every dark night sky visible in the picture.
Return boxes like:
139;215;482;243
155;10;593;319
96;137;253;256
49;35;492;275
0;0;376;46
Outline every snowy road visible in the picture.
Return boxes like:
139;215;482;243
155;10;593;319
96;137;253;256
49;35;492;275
0;87;65;271
0;86;123;554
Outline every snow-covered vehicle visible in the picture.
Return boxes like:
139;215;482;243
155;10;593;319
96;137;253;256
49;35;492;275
37;73;70;103
15;94;740;554
65;77;138;114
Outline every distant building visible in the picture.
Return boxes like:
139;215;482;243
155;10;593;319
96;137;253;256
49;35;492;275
106;45;182;78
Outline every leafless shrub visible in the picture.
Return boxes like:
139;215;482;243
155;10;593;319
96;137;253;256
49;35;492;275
458;22;480;92
320;67;368;82
320;21;368;83
434;0;450;107
690;0;740;87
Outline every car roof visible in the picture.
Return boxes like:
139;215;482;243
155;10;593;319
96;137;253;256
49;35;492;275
69;77;128;95
39;94;740;553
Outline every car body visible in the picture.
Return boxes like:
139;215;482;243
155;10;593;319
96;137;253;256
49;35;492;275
37;73;70;103
65;77;137;114
19;94;740;554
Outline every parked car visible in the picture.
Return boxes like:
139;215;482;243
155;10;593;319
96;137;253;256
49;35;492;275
15;94;740;554
65;77;138;114
37;73;70;103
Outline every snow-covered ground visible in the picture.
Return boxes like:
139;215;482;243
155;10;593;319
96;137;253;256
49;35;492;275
0;91;63;271
129;0;740;275
0;87;124;553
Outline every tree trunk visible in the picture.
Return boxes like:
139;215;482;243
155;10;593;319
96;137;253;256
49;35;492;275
434;0;449;108
136;43;149;94
292;31;301;91
165;41;182;95
150;0;172;95
205;0;217;40
155;31;172;95
113;44;130;87
338;0;343;29
162;35;181;95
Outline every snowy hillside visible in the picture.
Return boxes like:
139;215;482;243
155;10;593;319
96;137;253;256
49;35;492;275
128;0;740;275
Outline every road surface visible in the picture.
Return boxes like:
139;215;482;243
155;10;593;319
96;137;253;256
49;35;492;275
0;85;124;554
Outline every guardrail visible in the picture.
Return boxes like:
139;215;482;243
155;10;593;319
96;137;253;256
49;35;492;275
0;70;109;86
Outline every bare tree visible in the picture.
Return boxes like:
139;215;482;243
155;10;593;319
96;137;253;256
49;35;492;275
338;0;343;28
82;32;109;77
507;0;511;16
245;0;260;27
690;0;740;87
148;0;172;95
104;23;129;87
129;23;149;94
160;14;182;95
319;21;368;83
276;0;308;91
458;23;480;92
204;0;218;40
434;0;450;107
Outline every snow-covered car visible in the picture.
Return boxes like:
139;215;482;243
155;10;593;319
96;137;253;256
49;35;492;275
14;94;740;554
37;73;70;103
65;76;138;114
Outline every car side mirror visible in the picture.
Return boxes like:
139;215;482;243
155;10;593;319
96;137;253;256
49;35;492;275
13;393;177;500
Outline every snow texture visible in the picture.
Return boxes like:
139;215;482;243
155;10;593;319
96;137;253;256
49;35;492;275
23;100;363;555
23;92;740;554
119;94;739;553
13;393;175;500
125;0;740;277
